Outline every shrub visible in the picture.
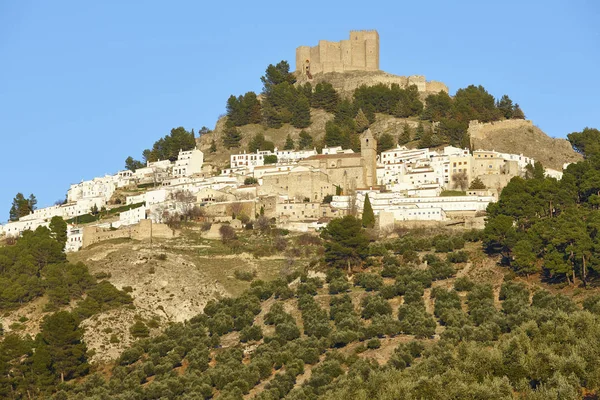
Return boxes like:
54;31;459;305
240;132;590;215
454;276;474;291
219;224;237;242
361;295;392;319
326;267;345;283
434;239;454;253
276;323;301;341
240;325;263;342
366;338;381;349
463;229;483;242
130;321;150;338
447;251;469;263
329;278;350;294
354;273;383;292
234;269;256;282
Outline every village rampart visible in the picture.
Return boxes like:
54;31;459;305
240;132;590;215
82;219;175;248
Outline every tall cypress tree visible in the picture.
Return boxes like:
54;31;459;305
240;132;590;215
362;194;375;228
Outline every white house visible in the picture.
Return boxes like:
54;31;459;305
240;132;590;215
65;226;83;252
173;148;204;177
118;205;147;226
3;219;50;237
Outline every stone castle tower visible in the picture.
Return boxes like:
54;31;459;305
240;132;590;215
296;30;379;76
361;129;377;188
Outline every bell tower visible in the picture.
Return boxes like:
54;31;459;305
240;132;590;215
361;129;377;188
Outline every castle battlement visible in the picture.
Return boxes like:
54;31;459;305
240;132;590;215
296;30;379;76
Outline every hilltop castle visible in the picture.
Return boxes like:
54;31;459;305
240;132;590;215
296;30;380;76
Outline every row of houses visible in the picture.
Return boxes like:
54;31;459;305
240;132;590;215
1;132;567;250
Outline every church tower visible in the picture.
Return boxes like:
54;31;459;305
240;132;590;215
361;129;377;188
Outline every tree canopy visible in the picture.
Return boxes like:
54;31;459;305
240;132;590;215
9;193;36;221
321;215;370;270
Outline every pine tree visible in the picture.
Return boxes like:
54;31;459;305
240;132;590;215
419;129;433;149
469;177;486;189
49;216;68;248
209;140;217;153
512;104;525;119
9;193;36;221
377;133;396;153
223;123;242;149
291;94;311;128
298;130;313;149
497;95;514;119
415;122;425;140
284;134;295;150
40;311;89;382
362;194;375;228
399;123;412;145
354;108;370;133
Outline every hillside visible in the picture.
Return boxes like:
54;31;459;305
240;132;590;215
197;109;334;167
469;119;582;170
11;225;600;399
197;111;437;168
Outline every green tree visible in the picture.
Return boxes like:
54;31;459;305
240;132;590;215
419;129;433;149
399;123;412;145
453;85;500;123
223;123;242;149
421;90;453;121
209;139;217;153
291;94;311;128
496;95;514;119
49;216;67;248
469;177;486;189
354;108;370;133
437;118;469;147
248;133;275;153
512;239;538;276
142;127;195;162
261;60;296;93
324;121;347;148
124;156;144;172
284;134;295;150
362;194;375;228
130;321;150;338
512;103;525;119
264;155;277;164
568;127;600;158
377;133;396;153
39;311;89;382
9;193;37;221
312;82;339;112
321;216;370;271
298;130;313;149
415;122;425;140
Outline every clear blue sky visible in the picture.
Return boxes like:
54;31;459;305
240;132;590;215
1;1;599;222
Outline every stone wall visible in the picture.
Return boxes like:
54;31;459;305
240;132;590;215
296;30;379;75
296;70;448;98
82;219;175;248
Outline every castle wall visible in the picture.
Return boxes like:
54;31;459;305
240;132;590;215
468;119;535;141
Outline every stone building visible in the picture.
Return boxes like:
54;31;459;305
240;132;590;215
259;166;334;202
296;30;379;76
298;129;378;193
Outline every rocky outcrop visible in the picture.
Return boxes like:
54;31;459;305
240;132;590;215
469;119;582;170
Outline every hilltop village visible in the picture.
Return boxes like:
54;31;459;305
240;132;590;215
0;127;565;251
0;30;571;250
